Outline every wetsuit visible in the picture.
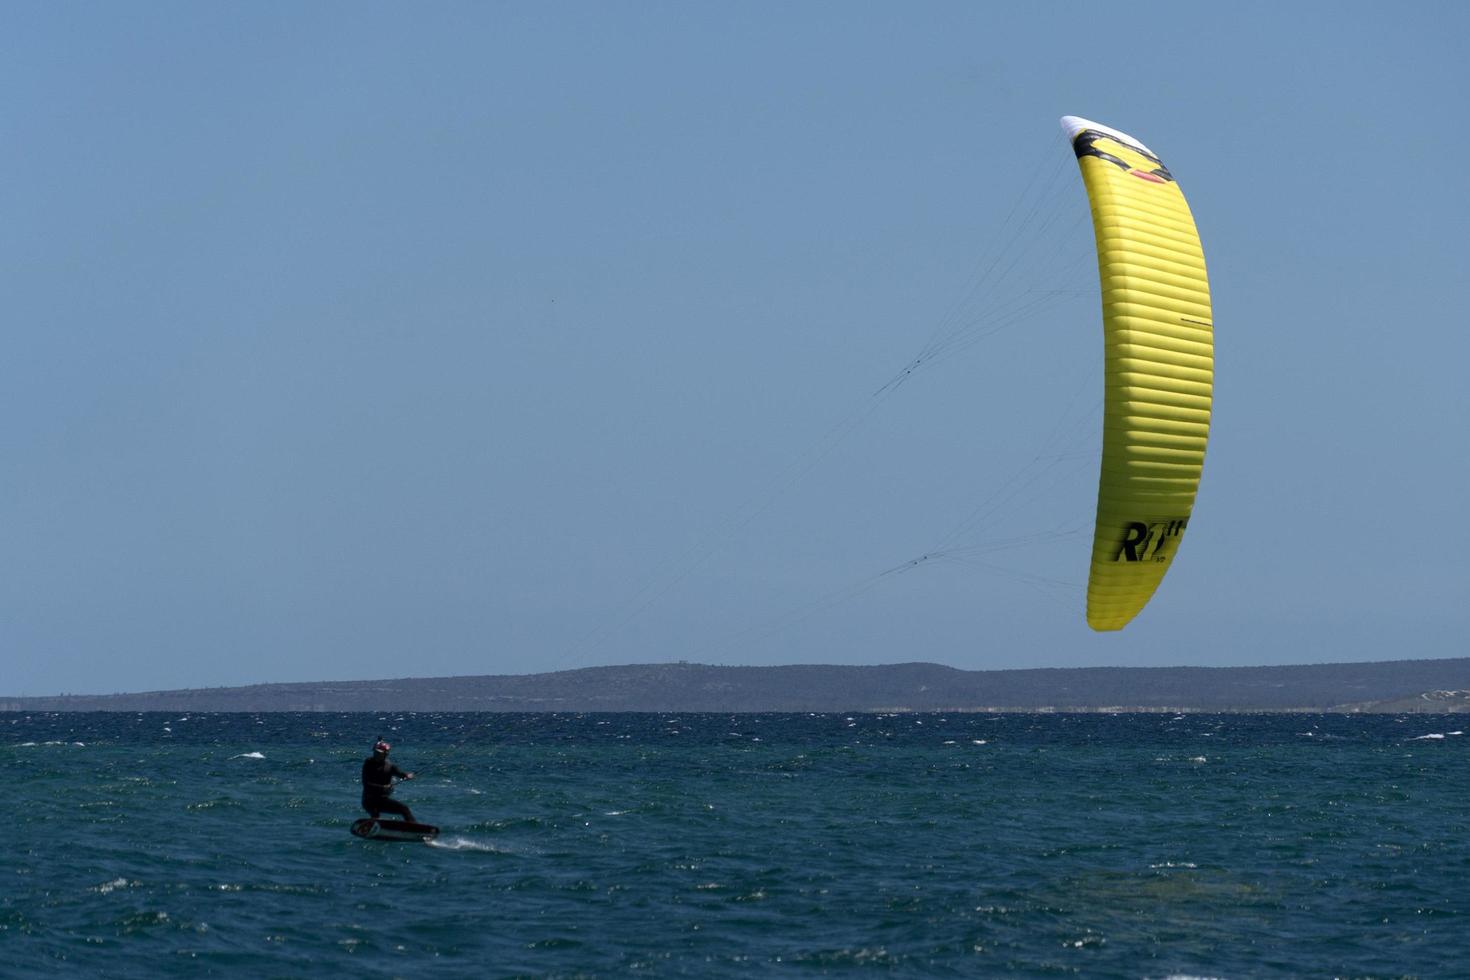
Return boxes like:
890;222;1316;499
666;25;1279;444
361;755;415;821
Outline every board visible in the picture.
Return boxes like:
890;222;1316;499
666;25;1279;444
350;818;440;842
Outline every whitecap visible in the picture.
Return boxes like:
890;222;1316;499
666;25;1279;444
972;740;988;745
92;877;136;894
428;836;505;853
1189;756;1207;763
231;751;267;759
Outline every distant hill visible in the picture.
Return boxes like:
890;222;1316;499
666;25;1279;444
5;659;1470;713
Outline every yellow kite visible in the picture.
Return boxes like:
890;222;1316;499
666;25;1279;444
1061;116;1213;631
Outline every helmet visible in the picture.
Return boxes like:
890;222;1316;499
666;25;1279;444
373;740;391;754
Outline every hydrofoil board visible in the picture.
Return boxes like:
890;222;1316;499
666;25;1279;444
350;818;439;842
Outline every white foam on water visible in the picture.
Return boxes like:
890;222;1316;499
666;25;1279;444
1411;733;1446;740
429;836;507;853
231;751;267;759
92;877;136;894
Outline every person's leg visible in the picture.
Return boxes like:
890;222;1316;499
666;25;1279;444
377;796;416;822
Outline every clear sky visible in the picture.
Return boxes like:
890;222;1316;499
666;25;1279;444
4;2;1466;695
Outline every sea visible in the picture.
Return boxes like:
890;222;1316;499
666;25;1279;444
4;712;1467;978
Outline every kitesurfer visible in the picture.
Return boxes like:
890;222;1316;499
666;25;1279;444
361;740;417;822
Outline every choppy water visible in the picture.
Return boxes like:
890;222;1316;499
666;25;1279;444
5;712;1468;977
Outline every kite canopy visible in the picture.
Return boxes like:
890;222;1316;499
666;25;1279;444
1061;116;1213;631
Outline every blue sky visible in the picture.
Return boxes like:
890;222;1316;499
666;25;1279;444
4;3;1466;695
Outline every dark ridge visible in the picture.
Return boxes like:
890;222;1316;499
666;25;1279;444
5;659;1470;713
